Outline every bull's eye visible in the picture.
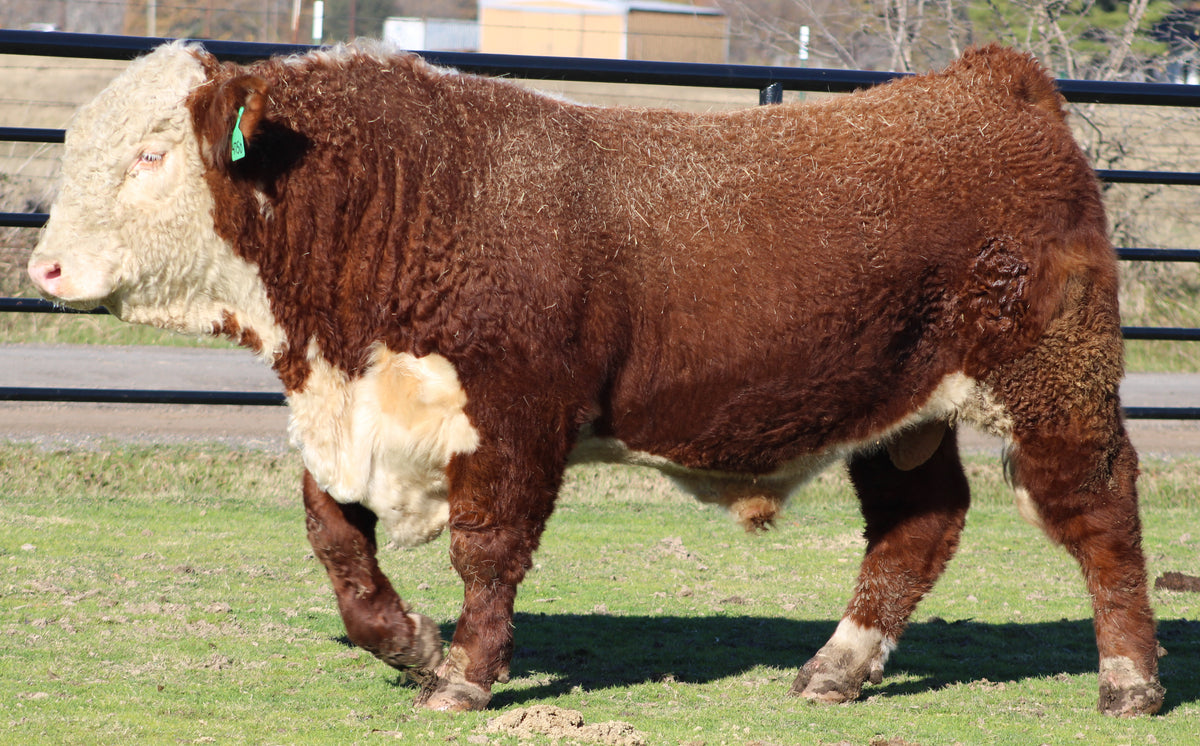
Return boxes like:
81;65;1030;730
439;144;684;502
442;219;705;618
130;151;166;175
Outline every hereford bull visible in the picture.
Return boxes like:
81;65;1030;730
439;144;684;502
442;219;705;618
27;40;1163;716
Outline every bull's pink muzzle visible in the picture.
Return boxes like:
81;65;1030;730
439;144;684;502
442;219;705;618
27;259;66;299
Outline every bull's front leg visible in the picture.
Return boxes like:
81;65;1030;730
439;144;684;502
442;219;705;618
303;471;445;684
416;444;562;712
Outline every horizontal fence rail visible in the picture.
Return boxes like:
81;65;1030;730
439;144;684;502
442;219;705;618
0;297;104;314
0;387;285;406
7;29;1200;105
1124;406;1200;419
2;29;1199;419
1097;169;1200;186
0;126;65;144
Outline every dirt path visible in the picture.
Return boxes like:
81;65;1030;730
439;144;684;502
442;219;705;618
2;344;1199;457
0;344;287;449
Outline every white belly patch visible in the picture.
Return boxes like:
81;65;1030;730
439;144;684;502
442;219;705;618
287;342;480;547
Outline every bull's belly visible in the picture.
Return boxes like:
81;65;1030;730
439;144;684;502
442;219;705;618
289;344;1012;546
567;434;843;531
568;371;1011;529
572;371;1011;478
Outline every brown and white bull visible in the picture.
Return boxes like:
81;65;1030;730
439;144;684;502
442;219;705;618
27;40;1164;715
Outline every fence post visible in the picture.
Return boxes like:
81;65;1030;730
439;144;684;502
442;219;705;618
759;82;782;105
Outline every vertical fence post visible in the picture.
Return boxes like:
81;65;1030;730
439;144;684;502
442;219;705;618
759;82;783;105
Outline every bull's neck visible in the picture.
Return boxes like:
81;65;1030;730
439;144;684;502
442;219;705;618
206;67;486;392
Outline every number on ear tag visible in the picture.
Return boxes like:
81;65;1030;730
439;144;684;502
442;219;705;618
231;106;246;162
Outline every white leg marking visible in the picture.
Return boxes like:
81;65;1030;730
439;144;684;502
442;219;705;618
796;618;892;703
827;618;888;669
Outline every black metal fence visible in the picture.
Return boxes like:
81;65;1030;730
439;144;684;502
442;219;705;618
3;29;1199;418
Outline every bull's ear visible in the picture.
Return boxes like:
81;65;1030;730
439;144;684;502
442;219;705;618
197;74;270;169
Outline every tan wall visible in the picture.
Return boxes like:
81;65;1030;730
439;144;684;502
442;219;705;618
480;8;625;59
626;10;727;63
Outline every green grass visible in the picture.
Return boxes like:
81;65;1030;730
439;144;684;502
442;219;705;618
1;444;1197;744
0;306;238;348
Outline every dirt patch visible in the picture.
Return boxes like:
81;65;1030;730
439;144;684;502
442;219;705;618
484;705;646;745
658;536;698;561
825;739;923;746
1155;571;1200;592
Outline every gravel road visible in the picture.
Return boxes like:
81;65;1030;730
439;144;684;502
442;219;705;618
0;344;289;450
2;343;1199;456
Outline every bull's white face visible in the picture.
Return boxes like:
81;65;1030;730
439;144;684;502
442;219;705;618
27;43;282;356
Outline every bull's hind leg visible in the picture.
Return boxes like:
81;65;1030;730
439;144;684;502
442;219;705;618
1007;419;1163;715
303;471;444;684
792;426;969;703
990;270;1162;716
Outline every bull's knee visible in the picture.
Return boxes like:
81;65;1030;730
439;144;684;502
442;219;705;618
428;516;539;710
303;472;444;681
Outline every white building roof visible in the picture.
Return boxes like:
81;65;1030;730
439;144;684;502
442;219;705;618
479;0;723;17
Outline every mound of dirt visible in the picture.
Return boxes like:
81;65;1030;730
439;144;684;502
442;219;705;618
484;705;646;746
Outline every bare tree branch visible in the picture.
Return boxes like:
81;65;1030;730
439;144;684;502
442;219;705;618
1099;0;1151;80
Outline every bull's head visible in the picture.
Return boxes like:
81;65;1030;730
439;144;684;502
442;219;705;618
27;42;282;355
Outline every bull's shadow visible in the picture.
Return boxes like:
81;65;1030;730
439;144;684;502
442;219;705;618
379;614;1198;712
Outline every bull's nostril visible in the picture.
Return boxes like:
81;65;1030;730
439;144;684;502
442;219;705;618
28;261;64;292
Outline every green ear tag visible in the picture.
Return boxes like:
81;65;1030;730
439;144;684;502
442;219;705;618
231;106;246;162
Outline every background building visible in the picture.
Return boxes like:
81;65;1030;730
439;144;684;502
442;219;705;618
478;0;728;62
383;16;480;51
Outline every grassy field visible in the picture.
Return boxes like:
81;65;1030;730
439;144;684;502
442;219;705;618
1;444;1198;745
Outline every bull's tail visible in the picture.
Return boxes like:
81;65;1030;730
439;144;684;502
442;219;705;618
949;44;1068;123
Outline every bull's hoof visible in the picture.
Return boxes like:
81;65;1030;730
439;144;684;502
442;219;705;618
408;612;445;670
790;654;866;704
1099;671;1161;714
1098;680;1165;717
415;676;492;712
1098;657;1164;717
412;645;493;712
